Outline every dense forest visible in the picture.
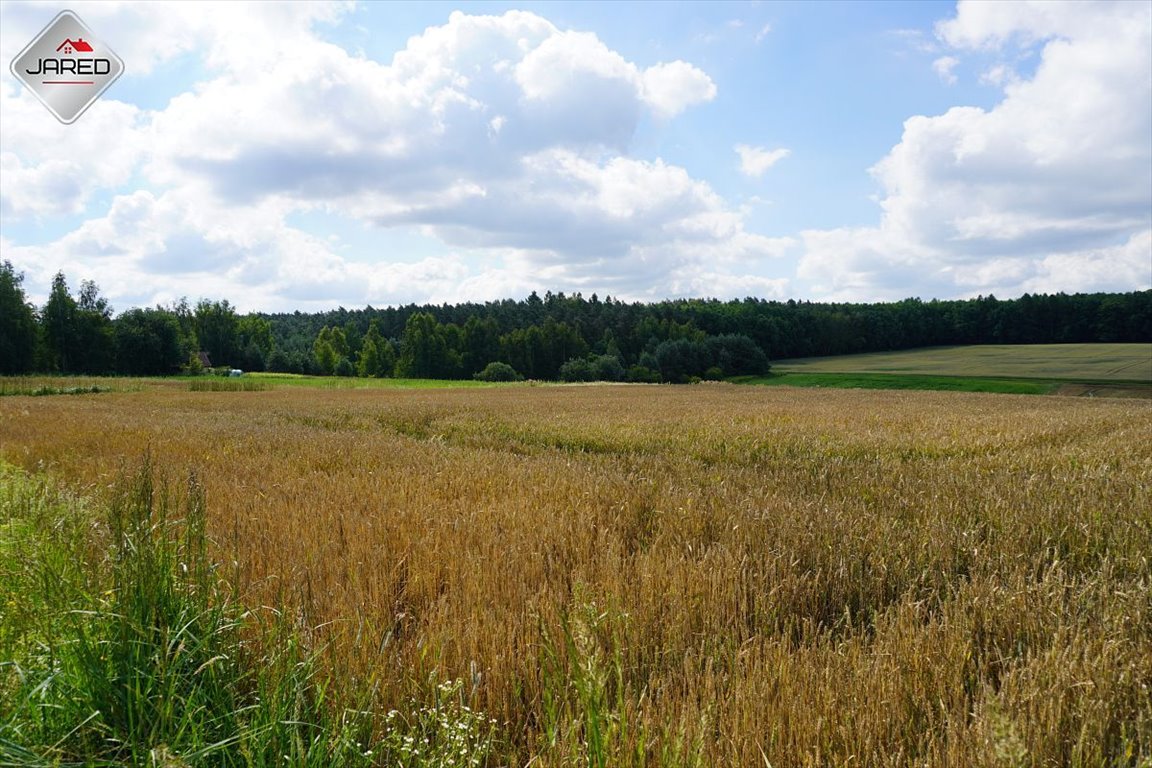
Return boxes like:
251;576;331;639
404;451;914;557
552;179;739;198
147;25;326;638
3;260;1150;382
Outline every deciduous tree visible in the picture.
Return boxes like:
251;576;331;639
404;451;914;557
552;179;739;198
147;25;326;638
0;261;37;374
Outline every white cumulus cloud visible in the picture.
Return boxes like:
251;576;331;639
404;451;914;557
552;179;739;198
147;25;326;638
735;144;791;178
640;60;717;119
1;6;776;310
797;0;1152;300
932;55;959;85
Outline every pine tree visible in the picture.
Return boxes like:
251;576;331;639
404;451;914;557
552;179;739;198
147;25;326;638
42;272;78;372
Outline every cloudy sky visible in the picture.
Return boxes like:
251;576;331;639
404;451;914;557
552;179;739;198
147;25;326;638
1;0;1149;313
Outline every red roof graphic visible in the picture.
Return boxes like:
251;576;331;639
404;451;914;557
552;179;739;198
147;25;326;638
57;38;94;53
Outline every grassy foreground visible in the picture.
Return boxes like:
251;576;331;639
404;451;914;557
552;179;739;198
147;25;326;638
0;460;496;766
2;384;1150;766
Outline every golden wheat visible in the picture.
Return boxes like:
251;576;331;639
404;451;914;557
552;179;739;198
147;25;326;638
2;383;1149;766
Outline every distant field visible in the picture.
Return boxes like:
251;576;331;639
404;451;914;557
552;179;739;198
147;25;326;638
771;343;1152;381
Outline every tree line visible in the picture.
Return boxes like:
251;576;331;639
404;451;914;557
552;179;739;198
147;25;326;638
0;266;272;378
2;261;1149;381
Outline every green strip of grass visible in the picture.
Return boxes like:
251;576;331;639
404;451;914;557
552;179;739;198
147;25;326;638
0;384;111;397
732;372;1056;395
189;378;272;391
0;378;123;397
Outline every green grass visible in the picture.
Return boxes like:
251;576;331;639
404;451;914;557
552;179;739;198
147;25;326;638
733;372;1056;395
0;377;124;397
0;460;499;767
771;343;1152;382
189;378;273;392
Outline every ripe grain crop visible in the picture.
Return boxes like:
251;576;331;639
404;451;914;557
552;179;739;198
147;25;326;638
772;342;1152;382
1;384;1149;766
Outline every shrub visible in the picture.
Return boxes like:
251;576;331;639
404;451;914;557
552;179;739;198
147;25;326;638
626;365;662;383
654;335;770;382
265;347;293;373
182;352;204;376
592;355;625;382
559;358;596;382
638;351;659;371
560;355;625;383
704;334;770;376
654;339;701;383
474;361;523;382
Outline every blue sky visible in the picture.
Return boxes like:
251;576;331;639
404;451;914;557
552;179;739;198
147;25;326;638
1;0;1149;313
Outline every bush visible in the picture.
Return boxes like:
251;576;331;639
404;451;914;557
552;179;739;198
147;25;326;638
560;355;625;383
592;354;625;382
705;334;770;376
334;357;356;377
474;361;523;382
182;352;204;376
626;365;662;383
654;335;770;382
559;357;596;382
265;348;293;373
240;341;267;372
654;339;701;383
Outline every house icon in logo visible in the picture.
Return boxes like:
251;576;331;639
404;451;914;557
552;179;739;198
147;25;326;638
10;10;124;123
56;38;94;55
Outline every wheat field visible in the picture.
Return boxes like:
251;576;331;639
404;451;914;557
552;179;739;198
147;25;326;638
772;343;1152;381
1;383;1149;766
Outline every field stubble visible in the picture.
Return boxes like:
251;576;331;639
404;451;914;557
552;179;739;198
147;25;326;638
1;384;1149;766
